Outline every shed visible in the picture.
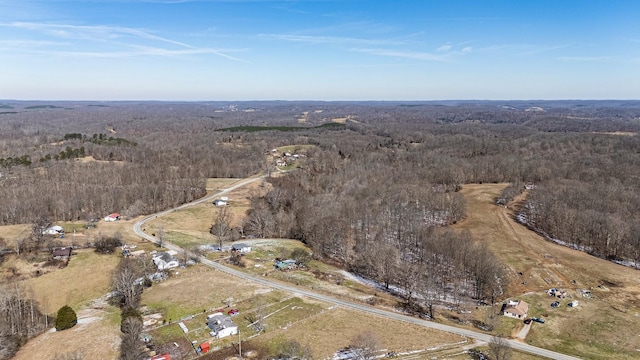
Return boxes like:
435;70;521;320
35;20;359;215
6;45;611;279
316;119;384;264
199;342;210;353
151;354;170;360
104;213;120;222
52;247;72;260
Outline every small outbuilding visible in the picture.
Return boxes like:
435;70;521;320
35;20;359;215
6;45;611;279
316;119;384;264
199;342;210;353
104;213;120;222
52;247;72;261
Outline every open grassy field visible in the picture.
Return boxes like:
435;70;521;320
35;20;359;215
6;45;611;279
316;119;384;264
139;262;474;360
454;184;640;360
12;303;121;360
23;249;119;312
143;178;270;249
256;307;466;359
7;249;122;360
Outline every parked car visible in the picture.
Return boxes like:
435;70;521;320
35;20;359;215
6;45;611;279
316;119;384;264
524;318;532;324
532;317;545;323
227;309;239;316
551;301;560;308
468;349;488;360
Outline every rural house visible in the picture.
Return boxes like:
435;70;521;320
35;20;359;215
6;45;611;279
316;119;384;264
206;313;238;339
231;243;251;253
43;225;64;235
213;199;228;206
152;251;179;270
503;300;529;319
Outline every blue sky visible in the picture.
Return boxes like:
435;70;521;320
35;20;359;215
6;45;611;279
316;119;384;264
1;0;639;101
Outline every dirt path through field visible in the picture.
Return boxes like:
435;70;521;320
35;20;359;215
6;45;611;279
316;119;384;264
454;183;640;298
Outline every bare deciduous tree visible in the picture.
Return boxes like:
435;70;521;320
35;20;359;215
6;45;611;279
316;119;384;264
349;331;381;360
119;316;146;360
274;339;312;360
489;336;512;360
210;207;232;249
111;258;142;309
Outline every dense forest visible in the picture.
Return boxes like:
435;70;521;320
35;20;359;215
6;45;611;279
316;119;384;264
1;100;639;266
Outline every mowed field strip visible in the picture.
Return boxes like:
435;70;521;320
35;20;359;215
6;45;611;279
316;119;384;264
454;184;640;359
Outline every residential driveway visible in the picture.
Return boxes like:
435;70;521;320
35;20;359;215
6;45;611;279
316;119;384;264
516;322;531;339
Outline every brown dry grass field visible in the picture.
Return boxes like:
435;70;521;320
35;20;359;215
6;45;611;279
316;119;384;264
454;184;640;360
143;178;271;248
0;224;30;243
256;307;466;359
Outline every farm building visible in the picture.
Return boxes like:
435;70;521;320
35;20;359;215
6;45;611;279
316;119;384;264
52;247;72;261
503;300;529;319
231;243;251;253
104;213;120;222
151;354;170;360
152;251;179;270
206;313;238;339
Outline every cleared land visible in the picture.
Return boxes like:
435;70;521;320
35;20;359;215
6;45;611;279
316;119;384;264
143;178;270;248
454;184;640;360
6;181;640;360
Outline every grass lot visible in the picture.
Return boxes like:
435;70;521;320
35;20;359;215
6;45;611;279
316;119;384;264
141;264;275;322
143;177;269;249
274;144;315;154
256;307;466;359
454;184;640;359
24;249;120;312
12;305;121;360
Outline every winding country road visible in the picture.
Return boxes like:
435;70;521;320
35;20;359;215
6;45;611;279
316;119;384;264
133;177;581;360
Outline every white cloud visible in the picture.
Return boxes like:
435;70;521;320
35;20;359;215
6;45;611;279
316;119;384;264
352;48;448;62
259;33;400;46
0;21;248;62
437;44;452;52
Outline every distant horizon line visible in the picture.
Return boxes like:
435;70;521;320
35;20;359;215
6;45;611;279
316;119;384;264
2;98;640;103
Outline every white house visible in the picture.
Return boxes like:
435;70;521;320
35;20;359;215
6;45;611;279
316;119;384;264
206;313;238;339
43;225;64;235
504;300;529;319
213;199;227;206
153;252;179;270
231;243;251;253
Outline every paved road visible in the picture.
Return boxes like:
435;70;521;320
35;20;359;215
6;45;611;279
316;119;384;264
133;177;582;360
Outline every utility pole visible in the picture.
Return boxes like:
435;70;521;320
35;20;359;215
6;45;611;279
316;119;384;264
239;328;242;358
